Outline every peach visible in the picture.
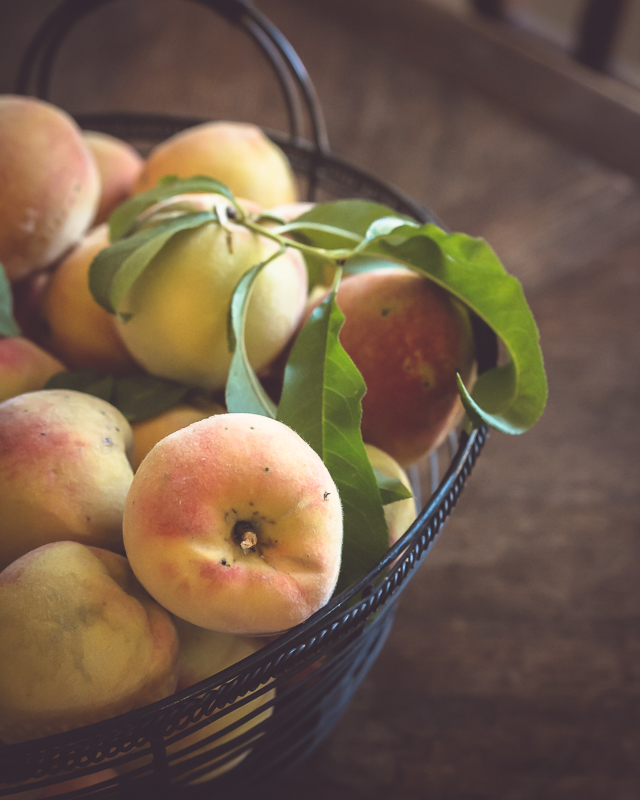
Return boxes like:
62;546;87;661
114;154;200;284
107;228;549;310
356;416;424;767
40;224;138;374
0;95;100;282
0;389;134;571
82;131;144;225
364;443;417;546
333;266;476;466
123;413;343;634
133;121;298;208
0;337;65;403
115;194;308;390
131;398;226;471
0;541;178;744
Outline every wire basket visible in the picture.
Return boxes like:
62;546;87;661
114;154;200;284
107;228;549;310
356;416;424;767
0;1;497;797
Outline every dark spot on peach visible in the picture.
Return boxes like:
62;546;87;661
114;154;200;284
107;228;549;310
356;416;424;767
231;508;237;514
40;432;46;436
264;467;269;472
324;491;330;500
86;516;92;522
221;559;227;566
381;308;391;317
103;437;112;446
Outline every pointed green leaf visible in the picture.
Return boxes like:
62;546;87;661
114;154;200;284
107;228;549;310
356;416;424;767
287;199;411;250
0;263;21;337
44;370;115;402
361;224;547;433
89;212;215;314
109;175;235;241
277;283;390;593
225;255;279;418
372;467;413;504
112;375;190;422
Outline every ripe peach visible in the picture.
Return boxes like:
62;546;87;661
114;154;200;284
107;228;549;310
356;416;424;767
0;541;178;744
0;95;100;282
334;266;476;466
134;121;298;208
130;398;226;471
82;131;144;225
0;337;65;403
115;194;308;390
0;389;134;571
123;413;343;634
40;224;138;374
364;443;417;546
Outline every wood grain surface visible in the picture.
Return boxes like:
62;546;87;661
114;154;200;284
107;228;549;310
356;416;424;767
0;1;638;798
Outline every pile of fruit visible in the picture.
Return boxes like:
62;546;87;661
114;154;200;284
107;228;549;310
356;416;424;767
0;94;546;783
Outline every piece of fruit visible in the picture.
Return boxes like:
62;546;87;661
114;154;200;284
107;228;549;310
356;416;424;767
364;443;417;546
114;193;308;390
0;389;134;571
134;121;298;208
40;223;138;374
0;95;100;282
0;337;65;403
123;413;343;634
82;130;144;225
130;398;226;471
0;541;179;744
333;265;476;466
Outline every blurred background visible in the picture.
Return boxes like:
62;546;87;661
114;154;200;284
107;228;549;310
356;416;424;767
1;1;639;798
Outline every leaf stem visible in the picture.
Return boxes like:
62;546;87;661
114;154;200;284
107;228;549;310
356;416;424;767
240;218;355;264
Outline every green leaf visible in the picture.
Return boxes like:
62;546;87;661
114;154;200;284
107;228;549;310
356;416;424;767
360;224;547;433
287;200;411;250
277;281;390;594
89;212;215;314
109;175;235;241
0;263;21;337
112;375;190;422
372;467;413;505
225;254;280;418
44;370;115;402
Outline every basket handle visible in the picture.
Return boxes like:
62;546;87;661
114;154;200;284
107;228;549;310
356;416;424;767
13;0;330;155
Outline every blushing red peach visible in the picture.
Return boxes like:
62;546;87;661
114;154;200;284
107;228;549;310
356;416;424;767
0;337;65;403
0;389;134;571
82;131;144;225
39;224;138;374
334;266;476;466
123;413;343;634
0;95;100;282
133;121;298;208
0;541;179;744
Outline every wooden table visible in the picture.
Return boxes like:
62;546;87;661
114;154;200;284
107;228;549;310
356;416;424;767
1;1;638;797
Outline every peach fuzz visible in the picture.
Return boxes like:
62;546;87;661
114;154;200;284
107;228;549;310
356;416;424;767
0;541;178;744
82;131;144;225
333;266;476;466
131;398;225;471
0;389;134;571
0;95;100;282
133;121;298;208
40;224;138;374
0;337;65;403
123;413;343;635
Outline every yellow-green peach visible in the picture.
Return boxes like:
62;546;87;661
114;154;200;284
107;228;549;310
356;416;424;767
364;443;417;546
123;413;343;634
0;337;66;403
134;121;297;208
82;131;144;225
40;224;138;374
115;194;308;390
0;389;134;571
0;541;179;743
0;95;100;282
